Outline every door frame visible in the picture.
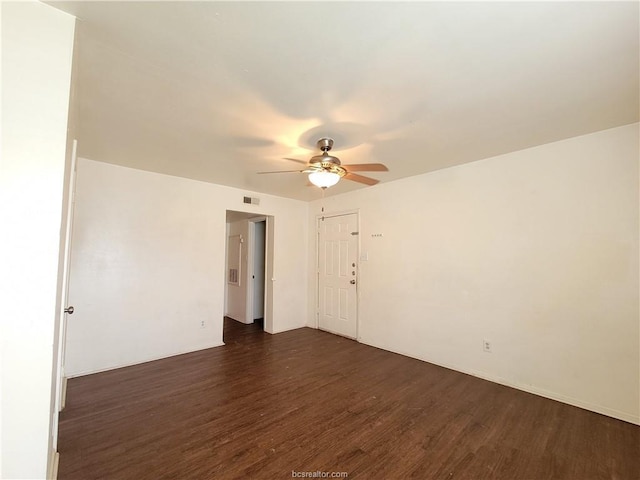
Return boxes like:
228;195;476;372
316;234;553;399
224;211;274;334
315;209;360;339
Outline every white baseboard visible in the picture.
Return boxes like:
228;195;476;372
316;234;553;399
461;364;639;425
61;376;68;411
359;339;640;426
48;450;59;480
67;342;225;378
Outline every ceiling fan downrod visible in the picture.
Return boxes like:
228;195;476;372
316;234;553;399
317;137;334;152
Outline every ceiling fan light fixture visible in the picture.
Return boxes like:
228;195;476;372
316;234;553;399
308;170;341;188
259;136;387;188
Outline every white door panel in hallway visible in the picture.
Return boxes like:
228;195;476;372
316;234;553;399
318;213;358;339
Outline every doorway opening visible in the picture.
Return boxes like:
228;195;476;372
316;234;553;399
250;219;266;325
224;211;274;339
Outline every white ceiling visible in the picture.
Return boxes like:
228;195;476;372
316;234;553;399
49;1;639;201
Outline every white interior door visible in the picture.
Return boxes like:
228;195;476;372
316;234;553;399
317;213;358;338
53;139;77;447
252;220;266;320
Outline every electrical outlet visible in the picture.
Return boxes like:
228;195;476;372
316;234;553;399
483;339;492;353
200;320;206;329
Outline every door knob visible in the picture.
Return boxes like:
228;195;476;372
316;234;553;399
64;306;74;314
350;280;356;284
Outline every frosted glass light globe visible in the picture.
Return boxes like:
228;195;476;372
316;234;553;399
308;171;340;188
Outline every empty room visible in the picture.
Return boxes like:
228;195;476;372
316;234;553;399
2;1;638;479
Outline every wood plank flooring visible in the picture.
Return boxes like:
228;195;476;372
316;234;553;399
58;318;639;480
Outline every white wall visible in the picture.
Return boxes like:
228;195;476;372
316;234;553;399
65;158;308;377
0;2;75;478
308;124;639;424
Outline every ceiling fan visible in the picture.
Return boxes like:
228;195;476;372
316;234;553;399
258;138;388;188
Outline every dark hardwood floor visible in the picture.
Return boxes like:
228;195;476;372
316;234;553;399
58;318;639;480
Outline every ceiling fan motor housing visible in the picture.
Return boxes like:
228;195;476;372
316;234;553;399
310;152;341;166
311;138;342;167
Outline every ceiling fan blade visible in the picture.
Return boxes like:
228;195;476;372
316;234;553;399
343;163;389;172
344;172;379;186
257;165;321;174
283;157;309;165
